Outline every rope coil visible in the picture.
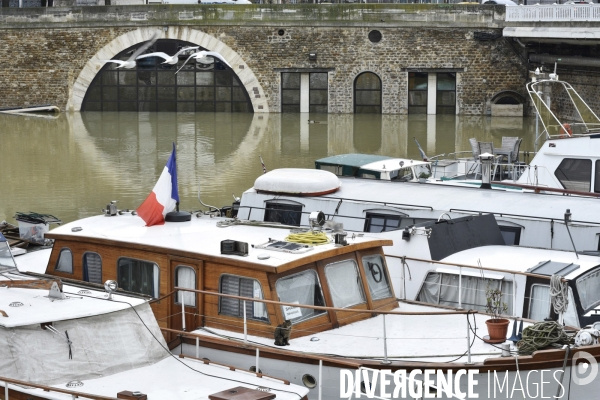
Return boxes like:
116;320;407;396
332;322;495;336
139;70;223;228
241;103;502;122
285;231;330;245
517;321;573;355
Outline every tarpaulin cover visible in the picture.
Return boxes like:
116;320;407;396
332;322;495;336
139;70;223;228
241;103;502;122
0;303;167;385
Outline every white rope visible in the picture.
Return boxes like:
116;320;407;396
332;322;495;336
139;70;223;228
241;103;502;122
550;274;569;318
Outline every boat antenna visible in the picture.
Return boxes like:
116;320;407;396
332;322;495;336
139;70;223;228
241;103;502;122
564;209;579;259
197;178;220;214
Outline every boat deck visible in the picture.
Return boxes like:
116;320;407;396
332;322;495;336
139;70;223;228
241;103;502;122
194;302;525;364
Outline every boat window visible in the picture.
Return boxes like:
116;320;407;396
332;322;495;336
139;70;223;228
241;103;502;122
528;284;551;321
83;252;102;284
54;248;73;273
0;240;16;270
390;167;413;182
264;202;302;226
416;272;513;313
594;160;600;193
364;212;401;233
361;254;392;300
117;257;160;298
554;158;591;192
219;274;268;321
324;259;366;308
175;266;196;307
276;269;326;324
576;267;600;311
499;226;521;245
357;170;379;180
414;164;432;179
318;165;343;176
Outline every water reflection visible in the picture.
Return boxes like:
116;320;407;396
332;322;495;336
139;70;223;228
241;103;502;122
0;112;536;224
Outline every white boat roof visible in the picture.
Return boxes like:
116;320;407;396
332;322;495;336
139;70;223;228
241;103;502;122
245;175;600;225
0;270;146;328
46;214;390;272
194;302;526;364
441;245;600;280
38;356;307;400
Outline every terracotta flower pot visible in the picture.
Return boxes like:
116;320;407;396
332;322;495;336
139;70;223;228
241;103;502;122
485;318;510;343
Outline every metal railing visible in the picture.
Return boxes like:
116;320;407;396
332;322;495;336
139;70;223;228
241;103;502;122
172;287;478;364
0;375;118;400
507;4;600;22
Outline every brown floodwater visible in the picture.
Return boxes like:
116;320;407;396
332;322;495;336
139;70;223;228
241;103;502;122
0;112;536;224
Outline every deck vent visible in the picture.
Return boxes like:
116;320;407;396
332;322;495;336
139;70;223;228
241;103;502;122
527;261;580;276
9;302;23;307
78;290;92;295
221;240;249;257
66;381;83;388
208;386;275;400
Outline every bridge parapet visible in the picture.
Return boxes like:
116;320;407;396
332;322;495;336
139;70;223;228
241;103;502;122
506;4;600;22
0;4;501;28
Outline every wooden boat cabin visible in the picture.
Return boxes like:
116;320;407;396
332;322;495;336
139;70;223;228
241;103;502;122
40;213;395;341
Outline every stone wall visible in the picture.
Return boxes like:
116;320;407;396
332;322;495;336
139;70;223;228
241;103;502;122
0;5;528;114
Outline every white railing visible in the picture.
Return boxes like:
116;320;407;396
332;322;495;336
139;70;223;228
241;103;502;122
507;4;600;22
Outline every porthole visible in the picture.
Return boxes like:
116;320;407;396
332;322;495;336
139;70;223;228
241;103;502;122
302;374;317;389
278;29;285;36
368;30;382;43
249;366;263;373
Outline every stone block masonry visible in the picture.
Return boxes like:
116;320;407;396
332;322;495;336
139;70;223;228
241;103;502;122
0;5;528;115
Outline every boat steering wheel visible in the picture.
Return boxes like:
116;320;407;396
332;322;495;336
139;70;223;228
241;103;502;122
367;262;383;283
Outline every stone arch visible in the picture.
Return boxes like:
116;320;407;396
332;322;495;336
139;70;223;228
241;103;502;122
491;90;526;105
68;27;268;112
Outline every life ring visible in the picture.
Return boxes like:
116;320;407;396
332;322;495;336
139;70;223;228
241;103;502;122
559;123;572;138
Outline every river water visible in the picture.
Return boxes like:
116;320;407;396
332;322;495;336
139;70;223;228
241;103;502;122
0;112;536;225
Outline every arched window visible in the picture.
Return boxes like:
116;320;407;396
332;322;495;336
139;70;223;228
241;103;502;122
82;39;252;113
354;72;382;114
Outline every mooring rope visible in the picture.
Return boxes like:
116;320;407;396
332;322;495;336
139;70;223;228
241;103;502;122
550;274;569;317
517;321;573;355
285;231;330;245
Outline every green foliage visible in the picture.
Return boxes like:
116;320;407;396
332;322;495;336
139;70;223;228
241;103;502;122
485;284;508;320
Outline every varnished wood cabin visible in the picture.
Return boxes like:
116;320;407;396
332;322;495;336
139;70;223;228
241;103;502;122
43;214;395;342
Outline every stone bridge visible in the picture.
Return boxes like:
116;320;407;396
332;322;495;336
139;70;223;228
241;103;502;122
1;4;599;114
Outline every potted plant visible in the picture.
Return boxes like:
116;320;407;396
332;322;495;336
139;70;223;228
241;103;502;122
485;286;510;343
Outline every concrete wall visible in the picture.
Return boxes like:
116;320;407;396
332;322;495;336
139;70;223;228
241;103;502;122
0;5;529;114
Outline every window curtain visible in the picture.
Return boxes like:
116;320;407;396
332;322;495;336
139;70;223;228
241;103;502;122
362;255;392;300
529;285;551;321
563;288;580;328
252;280;267;320
55;249;73;273
176;267;196;306
325;260;366;308
276;270;325;323
417;272;513;314
83;252;102;284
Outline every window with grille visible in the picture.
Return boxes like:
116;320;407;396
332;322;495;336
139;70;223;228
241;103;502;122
83;252;102;284
354;72;382;114
436;72;456;115
264;202;303;226
219;275;268;321
82;39;252;113
408;72;427;114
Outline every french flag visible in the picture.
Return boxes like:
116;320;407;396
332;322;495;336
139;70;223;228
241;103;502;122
137;143;179;226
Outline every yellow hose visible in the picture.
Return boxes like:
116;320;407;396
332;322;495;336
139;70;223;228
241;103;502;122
285;231;330;245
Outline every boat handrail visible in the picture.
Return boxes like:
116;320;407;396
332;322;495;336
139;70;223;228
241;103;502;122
389;255;567;281
170;287;475;316
490;181;600;198
0;375;118;400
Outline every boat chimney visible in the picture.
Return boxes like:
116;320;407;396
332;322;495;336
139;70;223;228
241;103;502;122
479;153;494;190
